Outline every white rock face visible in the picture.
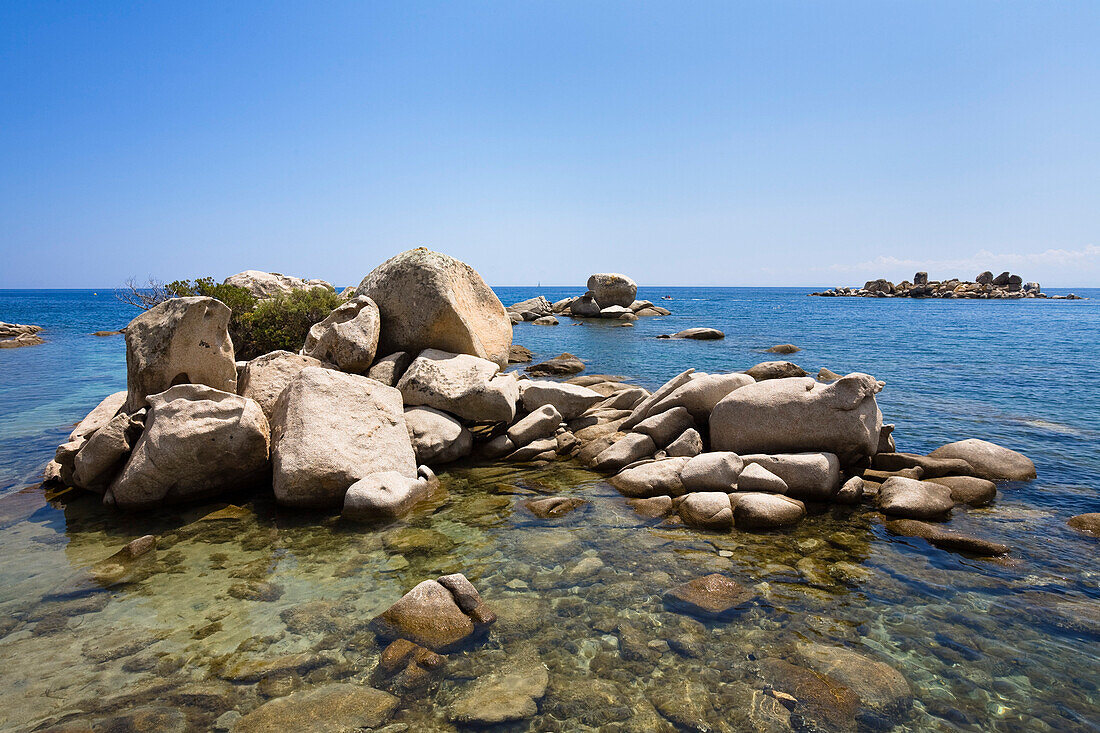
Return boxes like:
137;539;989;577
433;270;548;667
404;406;473;464
237;350;323;420
519;381;603;420
73;410;145;492
223;270;333;298
586;273;637;308
732;493;805;528
271;367;416;508
356;248;513;368
343;467;437;520
108;385;269;509
645;373;755;422
735;463;788;493
633;406;695;447
398;349;518;423
710;373;884;460
123;297;237;411
740;453;840;500
68;391;128;442
301;295;381;373
680;452;744;492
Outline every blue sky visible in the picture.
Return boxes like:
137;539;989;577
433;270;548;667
2;1;1098;288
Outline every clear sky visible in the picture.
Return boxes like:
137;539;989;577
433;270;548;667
2;1;1099;288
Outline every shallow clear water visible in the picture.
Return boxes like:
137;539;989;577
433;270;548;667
1;287;1099;731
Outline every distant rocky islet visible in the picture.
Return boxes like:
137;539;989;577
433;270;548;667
812;270;1084;299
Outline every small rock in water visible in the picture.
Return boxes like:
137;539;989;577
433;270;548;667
508;344;534;363
886;519;1010;556
663;573;755;618
766;343;800;354
447;654;549;724
660;327;725;340
1068;513;1100;537
523;496;588;519
525;352;585;376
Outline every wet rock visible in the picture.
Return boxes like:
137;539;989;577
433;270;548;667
731;493;805;529
368;351;414;386
664;573;754;618
926;475;997;507
228;580;284;602
877;477;954;520
679;492;734;529
524;496;588;519
616;621;658;662
508;344;534;363
929;438;1036;481
342;467;438;520
886;519;1009;556
609;457;690;498
123;296;237;412
745;361;807;381
662;327;725;340
665;428;704;457
648;677;720;731
507;404;563;447
234;683;398;733
218;652;333;682
237;350;323;420
109;385;269;509
376;638;445;690
524;352;585;376
628;495;675;518
796;643;913;718
399;348;518;423
519;379;602;419
712;374;882;460
447;654;549;724
871;452;974;478
89;534;157;586
371;575;493;651
681;451;744;492
271;367;416;508
543;678;633;726
633;406;695;447
280;600;357;636
1068;513;1100;537
757;658;859;730
736;462;788;493
741;452;840;500
404;406;472;464
382;527;454;555
356;247;512;367
835;475;865;504
766;344;800;354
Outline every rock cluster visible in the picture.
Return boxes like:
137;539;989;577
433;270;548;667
0;321;44;348
506;272;671;324
811;271;1084;299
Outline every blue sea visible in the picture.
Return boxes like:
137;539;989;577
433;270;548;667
1;286;1099;731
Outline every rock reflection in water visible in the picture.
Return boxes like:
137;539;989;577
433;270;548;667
0;461;1095;731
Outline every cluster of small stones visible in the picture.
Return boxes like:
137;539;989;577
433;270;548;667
0;321;44;348
811;270;1084;299
506;272;671;326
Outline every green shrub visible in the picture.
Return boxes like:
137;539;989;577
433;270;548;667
162;278;344;360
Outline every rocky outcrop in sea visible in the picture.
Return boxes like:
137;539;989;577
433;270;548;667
0;321;44;348
506;273;672;324
811;270;1084;299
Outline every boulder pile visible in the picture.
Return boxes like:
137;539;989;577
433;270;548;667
811;271;1084;299
45;248;1036;557
506;272;671;324
0;321;44;348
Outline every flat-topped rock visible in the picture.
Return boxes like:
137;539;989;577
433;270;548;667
660;327;724;340
233;683;398;733
886;518;1009;556
877;477;954;520
524;352;585;376
398;349;518;423
664;574;754;618
929;438;1036;481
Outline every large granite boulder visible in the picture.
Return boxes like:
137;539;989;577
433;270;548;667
223;270;333;299
371;575;495;651
592;433;657;472
680;452;744;492
398;349;518;423
343;467;438;520
271;367;416;508
608;457;691;497
237;350;323;420
507;404;563;447
679;492;733;529
356;248;512;368
740;453;840;500
710;374;883;460
732;492;805;529
928;438;1036;481
301;295;381;373
568;294;602;317
123;297;237;411
368;351;413;387
69;391;128;442
644;372;754;421
519;380;602;420
587;273;637;308
925;475;997;506
632;406;694;448
108;385;269;509
404;406;473;464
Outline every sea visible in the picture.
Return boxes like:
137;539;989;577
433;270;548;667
0;286;1098;731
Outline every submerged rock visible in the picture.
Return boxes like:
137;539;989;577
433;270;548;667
524;496;588;519
356;247;513;367
886;519;1009;556
448;654;549;725
664;573;754;618
757;658;859;730
371;575;494;651
233;683;398;733
1068;513;1100;537
123;297;237;412
929;438;1036;481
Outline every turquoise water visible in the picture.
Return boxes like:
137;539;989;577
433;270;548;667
1;287;1099;731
